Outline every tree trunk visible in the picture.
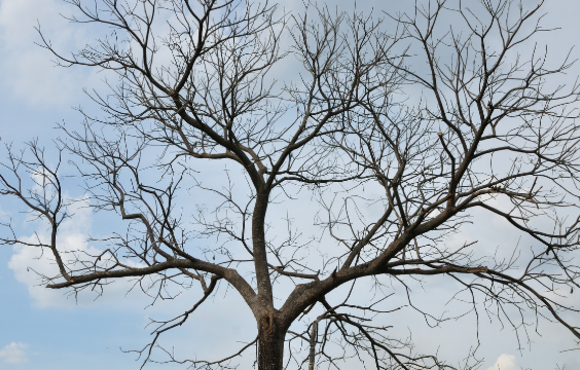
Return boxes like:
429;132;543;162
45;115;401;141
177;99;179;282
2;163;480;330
257;313;286;370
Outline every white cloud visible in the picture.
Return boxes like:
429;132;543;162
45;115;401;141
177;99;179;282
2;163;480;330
486;354;520;370
8;196;150;308
0;342;29;364
9;196;94;307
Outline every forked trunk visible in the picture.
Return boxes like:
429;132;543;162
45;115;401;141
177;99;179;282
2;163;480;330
257;314;286;370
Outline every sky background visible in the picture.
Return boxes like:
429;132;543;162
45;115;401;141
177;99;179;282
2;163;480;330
1;0;580;369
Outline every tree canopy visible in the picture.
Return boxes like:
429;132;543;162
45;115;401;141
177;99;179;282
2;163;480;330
1;0;580;369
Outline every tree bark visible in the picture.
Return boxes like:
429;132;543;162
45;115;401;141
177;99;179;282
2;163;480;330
257;313;286;370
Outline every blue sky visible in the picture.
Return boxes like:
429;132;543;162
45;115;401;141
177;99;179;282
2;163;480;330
1;0;580;369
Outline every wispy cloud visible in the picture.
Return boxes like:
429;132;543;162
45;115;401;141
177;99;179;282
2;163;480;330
0;342;29;364
0;0;100;108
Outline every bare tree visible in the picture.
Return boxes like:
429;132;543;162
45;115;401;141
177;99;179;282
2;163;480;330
2;0;580;369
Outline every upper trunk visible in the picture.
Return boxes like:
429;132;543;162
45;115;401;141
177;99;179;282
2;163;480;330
257;312;286;370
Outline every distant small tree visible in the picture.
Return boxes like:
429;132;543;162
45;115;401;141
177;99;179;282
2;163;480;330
2;0;580;369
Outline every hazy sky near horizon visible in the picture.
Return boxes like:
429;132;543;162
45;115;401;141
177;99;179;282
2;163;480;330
1;0;580;369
